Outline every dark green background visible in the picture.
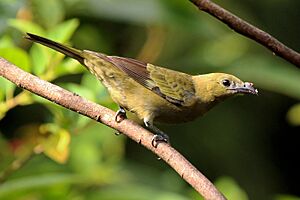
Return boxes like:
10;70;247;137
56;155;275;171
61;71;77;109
0;0;300;200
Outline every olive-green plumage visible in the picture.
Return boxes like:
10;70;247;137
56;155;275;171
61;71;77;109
25;33;258;145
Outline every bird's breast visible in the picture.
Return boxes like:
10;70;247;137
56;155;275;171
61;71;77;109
153;101;211;124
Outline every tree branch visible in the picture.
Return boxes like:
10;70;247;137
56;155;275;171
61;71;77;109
189;0;300;68
0;57;226;200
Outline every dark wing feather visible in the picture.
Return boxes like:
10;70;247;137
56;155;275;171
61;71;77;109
107;56;197;107
107;56;154;89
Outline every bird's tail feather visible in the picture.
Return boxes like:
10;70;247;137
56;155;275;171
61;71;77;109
25;33;84;63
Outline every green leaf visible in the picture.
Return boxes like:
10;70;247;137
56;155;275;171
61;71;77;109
287;104;300;126
86;184;191;200
0;47;31;72
30;0;65;29
27;19;79;76
0;35;15;48
48;18;80;42
215;177;249;200
0;77;16;119
30;44;49;75
275;194;300;200
60;82;96;102
200;33;248;67
0;173;78;198
81;73;111;104
8;19;45;35
69;123;125;176
38;123;71;164
54;57;84;77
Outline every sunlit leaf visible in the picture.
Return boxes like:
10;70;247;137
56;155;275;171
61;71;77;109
54;57;84;77
48;18;80;42
287;104;300;126
0;92;32;120
0;103;7;120
0;78;15;101
0;47;31;72
0;35;15;48
81;73;111;104
38;123;71;164
30;44;49;75
8;19;45;35
60;82;96;102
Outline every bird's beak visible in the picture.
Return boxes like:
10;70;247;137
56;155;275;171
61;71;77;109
231;82;258;95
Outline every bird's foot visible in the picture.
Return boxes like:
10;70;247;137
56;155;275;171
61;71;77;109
144;118;170;148
114;107;126;136
151;133;170;148
114;106;127;123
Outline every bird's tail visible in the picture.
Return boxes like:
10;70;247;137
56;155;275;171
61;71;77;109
25;33;84;64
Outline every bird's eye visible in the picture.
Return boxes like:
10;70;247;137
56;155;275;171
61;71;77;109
222;79;231;87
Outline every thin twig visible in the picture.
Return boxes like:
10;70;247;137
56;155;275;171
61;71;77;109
0;153;34;183
189;0;300;67
0;57;226;200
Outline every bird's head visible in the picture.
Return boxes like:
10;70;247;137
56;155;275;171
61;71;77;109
194;73;258;103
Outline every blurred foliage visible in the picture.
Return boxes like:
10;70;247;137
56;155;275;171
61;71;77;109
0;0;300;200
287;104;300;126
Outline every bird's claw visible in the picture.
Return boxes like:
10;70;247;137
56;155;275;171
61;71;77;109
114;131;121;136
114;107;127;123
151;134;170;148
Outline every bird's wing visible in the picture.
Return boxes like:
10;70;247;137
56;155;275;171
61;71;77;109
106;56;197;107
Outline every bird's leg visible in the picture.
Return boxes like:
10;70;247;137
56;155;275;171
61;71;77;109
114;106;127;136
114;106;127;123
143;119;170;147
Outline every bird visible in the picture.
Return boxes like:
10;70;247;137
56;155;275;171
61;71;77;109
25;33;258;147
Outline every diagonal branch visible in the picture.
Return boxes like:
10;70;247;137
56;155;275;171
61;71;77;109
189;0;300;68
0;57;226;200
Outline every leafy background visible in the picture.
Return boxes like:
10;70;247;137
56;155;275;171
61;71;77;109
0;0;300;199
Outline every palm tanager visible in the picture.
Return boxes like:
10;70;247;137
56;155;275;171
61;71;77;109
25;33;258;147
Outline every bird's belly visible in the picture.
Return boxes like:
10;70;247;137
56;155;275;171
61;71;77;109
154;105;205;124
134;94;205;124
